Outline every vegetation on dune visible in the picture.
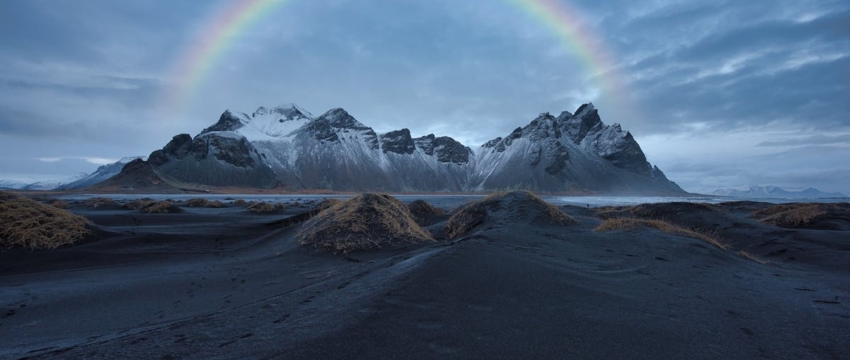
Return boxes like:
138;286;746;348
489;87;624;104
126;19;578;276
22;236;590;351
594;217;727;250
185;198;226;208
445;191;575;239
0;191;90;249
83;197;119;208
124;198;155;210
232;199;247;206
750;203;840;228
247;201;276;213
298;193;433;254
47;199;69;209
142;201;182;214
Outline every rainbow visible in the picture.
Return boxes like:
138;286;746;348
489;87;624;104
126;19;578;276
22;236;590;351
162;0;633;119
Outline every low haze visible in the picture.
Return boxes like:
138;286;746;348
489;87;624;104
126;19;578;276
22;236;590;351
1;0;848;194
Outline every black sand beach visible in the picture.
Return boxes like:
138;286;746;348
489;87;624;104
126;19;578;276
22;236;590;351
1;195;848;359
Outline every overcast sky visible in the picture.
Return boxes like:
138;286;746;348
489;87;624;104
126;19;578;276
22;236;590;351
1;0;848;194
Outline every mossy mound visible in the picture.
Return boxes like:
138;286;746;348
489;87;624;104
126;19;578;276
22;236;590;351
752;203;850;230
445;191;575;239
185;198;226;208
407;199;446;225
298;193;433;253
83;197;120;209
141;201;184;214
247;201;277;214
0;191;91;249
124;198;155;210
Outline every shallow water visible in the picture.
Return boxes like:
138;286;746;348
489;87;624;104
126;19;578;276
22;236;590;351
57;193;846;208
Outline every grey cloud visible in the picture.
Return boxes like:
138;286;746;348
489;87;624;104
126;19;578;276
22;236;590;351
757;134;850;147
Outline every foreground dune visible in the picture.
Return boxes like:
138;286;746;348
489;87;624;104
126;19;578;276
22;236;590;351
0;194;848;359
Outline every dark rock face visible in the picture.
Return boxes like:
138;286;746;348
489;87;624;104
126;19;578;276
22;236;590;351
200;111;245;134
254;105;311;121
474;103;684;194
305;108;379;149
560;105;603;144
413;134;471;164
380;129;416;155
433;136;470;164
148;132;277;188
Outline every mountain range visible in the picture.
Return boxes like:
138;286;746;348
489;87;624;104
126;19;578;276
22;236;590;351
713;186;847;199
92;102;684;194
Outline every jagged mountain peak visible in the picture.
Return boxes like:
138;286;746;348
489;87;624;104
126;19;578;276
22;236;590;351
253;103;313;120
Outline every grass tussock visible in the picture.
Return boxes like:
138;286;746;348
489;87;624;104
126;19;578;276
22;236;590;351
48;199;69;209
595;217;727;250
738;250;770;265
142;201;182;214
124;198;155;210
751;203;834;228
0;191;90;249
185;198;226;208
298;193;433;254
83;197;119;209
408;200;446;217
247;201;276;214
445;191;575;239
311;198;343;213
274;203;287;210
232;199;247;206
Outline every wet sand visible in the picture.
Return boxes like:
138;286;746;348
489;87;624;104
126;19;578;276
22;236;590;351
1;198;848;359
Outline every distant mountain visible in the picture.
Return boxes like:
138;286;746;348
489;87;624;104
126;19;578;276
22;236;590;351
56;156;146;190
0;173;88;191
713;186;847;199
133;102;683;194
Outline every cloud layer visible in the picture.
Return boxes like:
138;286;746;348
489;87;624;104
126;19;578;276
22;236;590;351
1;0;847;193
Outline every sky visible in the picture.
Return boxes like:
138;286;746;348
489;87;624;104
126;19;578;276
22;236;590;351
0;0;848;194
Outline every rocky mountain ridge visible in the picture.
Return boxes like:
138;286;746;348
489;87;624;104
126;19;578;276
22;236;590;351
104;102;684;194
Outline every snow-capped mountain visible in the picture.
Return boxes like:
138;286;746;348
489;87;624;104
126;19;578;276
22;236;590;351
129;102;682;194
713;186;847;199
145;130;278;188
471;104;681;193
56;156;146;190
0;173;88;191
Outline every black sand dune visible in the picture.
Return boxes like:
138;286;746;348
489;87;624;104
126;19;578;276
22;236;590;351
0;194;848;359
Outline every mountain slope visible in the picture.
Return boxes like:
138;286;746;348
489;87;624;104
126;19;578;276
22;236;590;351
96;102;683;194
57;157;146;190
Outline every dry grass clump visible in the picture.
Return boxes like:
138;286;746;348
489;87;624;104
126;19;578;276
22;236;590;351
445;191;575;239
751;203;834;228
595;217;727;250
310;198;343;214
408;200;445;217
298;193;433;253
47;199;69;209
247;201;276;213
0;191;90;249
124;198;155;210
185;198;226;208
233;199;247;206
738;250;770;265
142;201;183;214
83;197;119;209
274;203;287;210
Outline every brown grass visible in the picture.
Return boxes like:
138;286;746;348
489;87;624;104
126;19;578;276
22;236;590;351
142;201;181;214
47;199;69;209
0;191;90;249
274;203;287;210
298;193;433;254
247;201;276;213
445;191;575;239
185;198;226;208
751;203;829;228
595;217;727;250
124;198;155;210
311;198;343;213
738;250;770;265
83;197;119;208
233;199;247;206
